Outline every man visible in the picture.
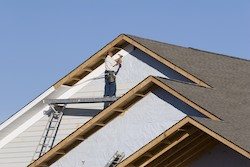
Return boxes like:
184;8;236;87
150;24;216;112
104;50;122;97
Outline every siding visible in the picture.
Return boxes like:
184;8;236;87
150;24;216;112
0;116;91;167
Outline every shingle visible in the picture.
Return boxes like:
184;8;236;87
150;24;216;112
125;34;250;152
156;77;250;152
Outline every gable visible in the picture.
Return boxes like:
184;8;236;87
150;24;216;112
0;33;210;149
117;117;249;167
29;76;215;167
53;34;210;88
51;87;205;167
71;44;191;100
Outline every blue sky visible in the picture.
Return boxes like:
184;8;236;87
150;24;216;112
0;0;249;123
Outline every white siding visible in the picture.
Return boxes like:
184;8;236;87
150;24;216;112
52;88;203;167
189;143;250;167
0;116;91;167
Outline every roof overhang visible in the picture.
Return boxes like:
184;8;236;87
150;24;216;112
117;116;250;167
29;76;224;167
53;34;211;88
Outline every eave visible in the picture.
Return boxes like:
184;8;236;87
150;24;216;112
117;116;250;167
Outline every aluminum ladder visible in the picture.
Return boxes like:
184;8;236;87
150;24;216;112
105;151;125;167
32;105;65;161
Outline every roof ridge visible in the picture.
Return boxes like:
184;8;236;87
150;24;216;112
125;34;250;63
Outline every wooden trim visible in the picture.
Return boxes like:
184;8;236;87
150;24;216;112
56;151;66;155
175;140;216;167
134;93;146;97
153;133;207;167
113;108;126;113
118;118;249;167
94;122;106;127
30;75;250;167
53;34;211;89
75;136;85;141
152;77;220;121
53;34;125;88
37;164;49;167
163;135;211;167
188;117;250;159
122;35;211;88
29;76;223;167
139;131;192;167
28;76;153;167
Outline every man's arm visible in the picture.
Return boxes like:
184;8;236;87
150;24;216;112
113;54;123;67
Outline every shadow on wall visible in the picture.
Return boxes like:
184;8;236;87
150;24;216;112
44;108;101;117
131;48;192;82
63;108;102;117
153;88;206;118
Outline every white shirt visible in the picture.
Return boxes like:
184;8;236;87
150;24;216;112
105;55;117;71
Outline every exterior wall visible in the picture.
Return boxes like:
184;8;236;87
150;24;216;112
0;44;192;167
0;115;91;167
71;44;190;100
52;88;203;167
189;143;250;167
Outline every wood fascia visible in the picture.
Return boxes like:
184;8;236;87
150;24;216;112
53;34;211;89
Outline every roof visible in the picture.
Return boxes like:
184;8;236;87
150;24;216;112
158;77;250;152
27;34;250;166
127;34;250;151
127;34;250;89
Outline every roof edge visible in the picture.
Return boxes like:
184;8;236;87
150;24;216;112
53;34;212;89
118;116;249;166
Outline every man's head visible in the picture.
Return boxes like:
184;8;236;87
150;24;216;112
107;51;113;57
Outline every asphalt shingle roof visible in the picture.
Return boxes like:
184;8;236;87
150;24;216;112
158;78;250;152
126;35;250;152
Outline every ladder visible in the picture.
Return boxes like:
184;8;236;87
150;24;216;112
32;105;65;161
105;151;125;167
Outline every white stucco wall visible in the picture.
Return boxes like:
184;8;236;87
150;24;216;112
52;88;203;167
189;143;250;167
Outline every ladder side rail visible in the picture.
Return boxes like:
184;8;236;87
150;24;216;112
105;151;125;167
31;110;53;161
39;113;54;157
50;112;64;148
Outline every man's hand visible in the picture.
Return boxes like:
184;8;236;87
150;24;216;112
115;54;123;65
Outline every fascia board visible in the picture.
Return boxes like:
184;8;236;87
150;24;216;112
0;86;55;131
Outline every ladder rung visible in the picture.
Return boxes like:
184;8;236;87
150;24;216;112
32;108;63;161
42;136;55;138
39;144;51;147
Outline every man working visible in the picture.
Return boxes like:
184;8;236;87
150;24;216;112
104;50;122;97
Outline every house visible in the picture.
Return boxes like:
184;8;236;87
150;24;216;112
0;34;249;167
